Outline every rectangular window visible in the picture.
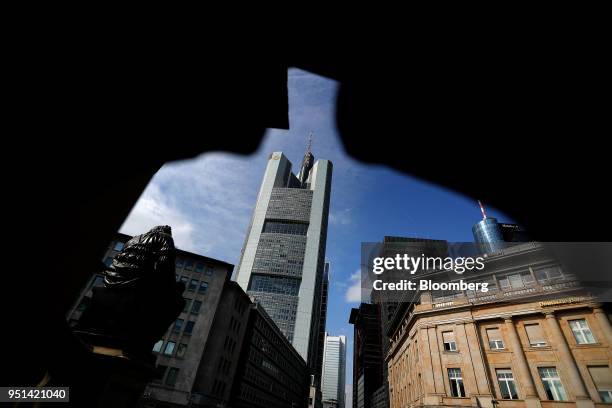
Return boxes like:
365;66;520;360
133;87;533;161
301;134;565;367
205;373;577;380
522;271;535;285
188;279;198;291
183;298;191;313
487;328;505;350
497;369;518;399
448;368;466;397
198;282;208;294
195;262;204;273
443;331;457;352
508;274;525;289
589;366;612;402
525;323;547;347
205;267;214;276
154;364;167;383
113;241;125;251
180;276;188;286
569;319;596;344
163;341;175;356
191;300;202;314
176;257;184;267
165;367;179;387
152;339;163;353
184;260;194;270
535;266;563;282
177;343;187;358
184;321;195;335
173;319;184;333
248;274;300;296
104;257;113;267
262;219;309;235
539;367;567;401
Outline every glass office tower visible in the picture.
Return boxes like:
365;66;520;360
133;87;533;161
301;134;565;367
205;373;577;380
472;217;505;253
235;149;332;375
321;333;346;408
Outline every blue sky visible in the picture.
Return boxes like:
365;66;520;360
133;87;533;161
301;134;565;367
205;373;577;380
120;68;515;403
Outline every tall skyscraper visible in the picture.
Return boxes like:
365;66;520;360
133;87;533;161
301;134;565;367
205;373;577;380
473;201;529;253
322;333;347;408
235;148;333;377
366;236;448;408
472;200;505;253
317;263;330;383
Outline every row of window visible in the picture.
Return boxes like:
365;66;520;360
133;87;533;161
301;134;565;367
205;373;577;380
212;379;227;397
176;275;209;293
233;296;247;315
154;365;179;387
152;339;187;358
173;318;195;335
217;356;232;375
176;258;214;275
262;220;309;236
248;274;301;296
183;298;202;315
433;266;566;302
229;315;241;334
238;382;293;408
444;365;612;402
224;335;237;354
441;318;597;353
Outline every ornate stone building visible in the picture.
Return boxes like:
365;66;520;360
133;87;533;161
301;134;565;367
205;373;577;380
386;243;612;408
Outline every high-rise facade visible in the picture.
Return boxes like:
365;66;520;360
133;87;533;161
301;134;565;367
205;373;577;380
322;333;347;408
317;263;331;383
472;201;523;254
349;303;384;408
472;217;505;253
236;150;333;377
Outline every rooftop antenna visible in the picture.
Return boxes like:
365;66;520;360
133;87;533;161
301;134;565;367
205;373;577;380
307;131;313;153
298;131;315;187
478;200;488;220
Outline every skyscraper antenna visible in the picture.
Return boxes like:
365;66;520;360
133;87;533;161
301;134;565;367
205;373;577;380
478;200;488;219
307;131;313;153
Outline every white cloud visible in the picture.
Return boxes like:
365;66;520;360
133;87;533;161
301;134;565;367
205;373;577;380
330;208;352;226
119;152;260;264
345;270;362;303
119;182;196;252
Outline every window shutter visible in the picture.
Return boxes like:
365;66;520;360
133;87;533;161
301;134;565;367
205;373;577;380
487;328;502;341
589;366;612;389
525;324;545;343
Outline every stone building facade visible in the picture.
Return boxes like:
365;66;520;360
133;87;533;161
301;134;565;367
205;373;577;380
386;243;612;408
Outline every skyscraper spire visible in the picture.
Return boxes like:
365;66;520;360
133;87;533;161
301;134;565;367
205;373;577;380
298;132;315;186
478;200;488;219
307;131;313;153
